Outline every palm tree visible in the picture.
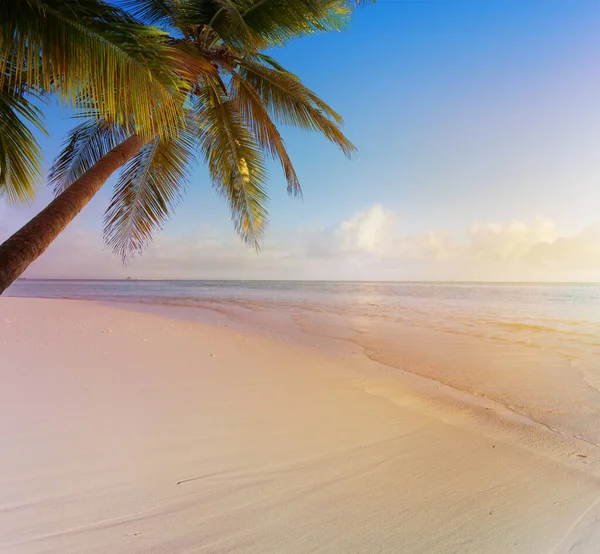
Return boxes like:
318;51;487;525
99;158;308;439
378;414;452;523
0;0;371;294
0;0;186;204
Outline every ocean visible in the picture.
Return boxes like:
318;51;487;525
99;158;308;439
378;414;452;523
6;279;600;445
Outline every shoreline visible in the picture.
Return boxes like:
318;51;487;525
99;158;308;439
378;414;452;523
11;285;600;449
93;297;600;458
2;297;600;552
8;295;600;469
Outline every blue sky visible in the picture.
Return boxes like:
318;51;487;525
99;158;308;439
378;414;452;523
3;0;600;280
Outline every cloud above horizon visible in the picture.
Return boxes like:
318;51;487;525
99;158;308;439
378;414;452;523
3;204;600;282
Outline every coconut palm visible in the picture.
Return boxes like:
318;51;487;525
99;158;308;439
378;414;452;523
0;79;47;206
0;0;186;204
0;0;371;293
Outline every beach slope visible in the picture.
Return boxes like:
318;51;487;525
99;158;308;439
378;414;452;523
1;297;599;553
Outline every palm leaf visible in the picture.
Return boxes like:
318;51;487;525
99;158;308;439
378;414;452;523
229;71;300;196
172;0;259;49
238;59;355;155
103;124;196;259
170;42;218;84
0;87;45;204
49;119;131;194
253;53;288;72
1;0;184;137
195;79;268;246
118;0;178;27
239;0;351;46
174;0;369;49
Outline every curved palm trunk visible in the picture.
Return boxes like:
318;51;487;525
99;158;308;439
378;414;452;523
0;135;144;294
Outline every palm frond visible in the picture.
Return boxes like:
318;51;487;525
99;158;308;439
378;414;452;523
103;124;196;259
211;1;253;43
239;0;352;46
195;79;268;246
170;42;217;84
0;88;45;205
175;0;371;49
118;0;177;28
238;59;355;156
173;0;259;49
229;71;300;196
1;0;184;137
254;53;288;72
49;120;131;195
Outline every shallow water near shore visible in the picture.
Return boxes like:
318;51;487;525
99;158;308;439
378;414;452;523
8;279;600;446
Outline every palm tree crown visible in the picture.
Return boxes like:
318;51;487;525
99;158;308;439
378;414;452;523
0;0;187;204
47;0;370;259
0;1;372;297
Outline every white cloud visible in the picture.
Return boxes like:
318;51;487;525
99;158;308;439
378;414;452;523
305;204;399;259
3;203;600;281
467;217;558;263
304;209;600;279
526;223;600;269
335;204;399;256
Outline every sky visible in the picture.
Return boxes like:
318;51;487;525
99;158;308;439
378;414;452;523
3;0;600;281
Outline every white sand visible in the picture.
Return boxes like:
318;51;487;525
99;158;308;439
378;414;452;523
2;297;600;553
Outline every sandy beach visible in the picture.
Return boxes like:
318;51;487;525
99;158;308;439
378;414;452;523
2;297;600;553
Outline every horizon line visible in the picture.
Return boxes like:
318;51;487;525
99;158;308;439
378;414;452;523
14;278;600;285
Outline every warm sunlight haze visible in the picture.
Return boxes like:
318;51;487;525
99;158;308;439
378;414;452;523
4;2;600;282
2;2;600;554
